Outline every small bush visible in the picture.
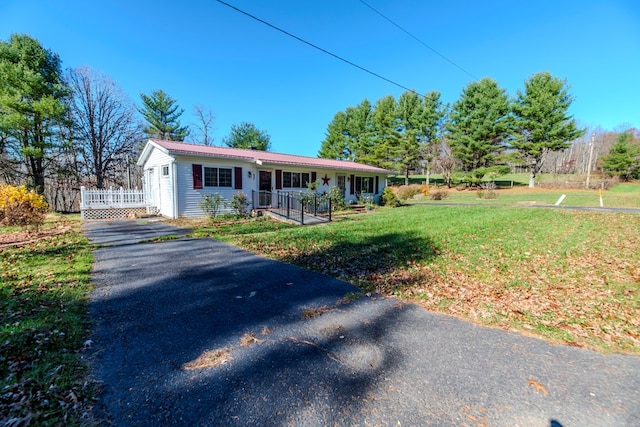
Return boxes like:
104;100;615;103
477;182;498;199
328;187;349;211
0;184;49;228
199;193;226;218
430;189;449;200
381;187;400;207
396;184;423;200
298;190;316;208
600;177;619;190
358;193;374;207
230;192;250;216
420;183;429;196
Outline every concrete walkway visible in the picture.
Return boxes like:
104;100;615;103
84;220;640;426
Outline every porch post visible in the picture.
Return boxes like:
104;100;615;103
286;193;290;218
313;193;317;216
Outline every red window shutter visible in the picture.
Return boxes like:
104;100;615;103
375;176;379;194
311;171;317;183
275;169;282;190
234;167;242;189
350;174;355;195
192;164;203;189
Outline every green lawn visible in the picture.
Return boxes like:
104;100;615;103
193;205;640;354
1;215;95;425
608;182;640;193
390;175;640;209
410;183;640;208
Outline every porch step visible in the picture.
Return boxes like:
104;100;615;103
350;204;367;213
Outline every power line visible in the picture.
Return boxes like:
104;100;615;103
359;0;478;80
215;0;422;96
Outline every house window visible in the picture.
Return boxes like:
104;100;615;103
282;171;310;188
283;171;292;187
355;176;374;193
204;167;232;188
162;165;169;176
219;168;232;187
364;177;374;193
204;167;218;187
292;172;300;188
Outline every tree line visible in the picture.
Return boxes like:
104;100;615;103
319;75;639;187
2;33;637;211
0;34;271;210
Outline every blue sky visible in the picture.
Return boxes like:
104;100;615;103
2;0;639;157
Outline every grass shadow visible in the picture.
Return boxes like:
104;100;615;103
280;231;440;293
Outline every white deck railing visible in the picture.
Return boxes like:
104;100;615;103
80;186;150;209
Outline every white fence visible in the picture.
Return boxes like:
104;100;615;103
80;186;156;220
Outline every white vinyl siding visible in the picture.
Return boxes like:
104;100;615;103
144;148;175;217
176;156;254;218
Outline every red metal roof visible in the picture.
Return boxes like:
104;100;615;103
149;139;391;174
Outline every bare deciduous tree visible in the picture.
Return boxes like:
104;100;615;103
433;142;456;187
67;67;142;188
191;105;216;146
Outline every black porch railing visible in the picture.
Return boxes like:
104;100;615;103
251;190;332;225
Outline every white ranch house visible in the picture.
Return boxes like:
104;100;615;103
136;139;391;219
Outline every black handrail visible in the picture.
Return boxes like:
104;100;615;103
251;190;331;224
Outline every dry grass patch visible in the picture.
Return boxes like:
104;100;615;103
182;348;231;370
240;332;264;346
302;306;330;319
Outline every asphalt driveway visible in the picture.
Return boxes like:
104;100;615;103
84;220;640;426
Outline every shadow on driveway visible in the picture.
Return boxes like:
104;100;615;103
84;220;640;426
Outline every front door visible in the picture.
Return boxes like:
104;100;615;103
259;170;272;207
147;168;159;210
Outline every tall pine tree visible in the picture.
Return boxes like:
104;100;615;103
370;95;400;170
396;90;446;184
396;91;425;184
0;34;68;193
446;78;511;172
600;130;640;181
511;72;584;187
139;89;189;141
222;121;271;151
318;99;372;161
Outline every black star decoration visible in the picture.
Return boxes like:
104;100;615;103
322;174;331;185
